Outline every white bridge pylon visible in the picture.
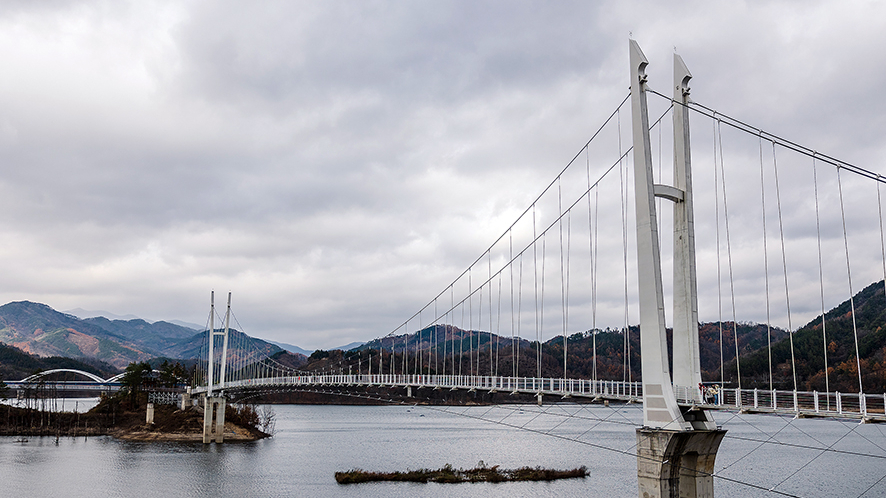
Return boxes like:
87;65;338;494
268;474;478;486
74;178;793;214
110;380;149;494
630;39;724;498
630;40;714;432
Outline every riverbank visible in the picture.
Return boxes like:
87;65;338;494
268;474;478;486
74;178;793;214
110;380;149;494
0;396;270;441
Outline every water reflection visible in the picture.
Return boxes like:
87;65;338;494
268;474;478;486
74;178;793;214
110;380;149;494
0;404;883;498
1;397;100;413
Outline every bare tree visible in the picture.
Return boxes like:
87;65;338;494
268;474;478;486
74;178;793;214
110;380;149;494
258;405;276;435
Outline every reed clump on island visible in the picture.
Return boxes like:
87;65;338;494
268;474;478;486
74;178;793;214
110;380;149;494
334;462;589;484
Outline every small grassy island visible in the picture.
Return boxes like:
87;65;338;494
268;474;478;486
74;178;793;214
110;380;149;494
335;463;589;484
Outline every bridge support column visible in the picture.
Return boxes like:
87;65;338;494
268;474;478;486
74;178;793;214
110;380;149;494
146;403;154;425
407;386;412;398
636;428;726;498
629;40;725;497
202;396;226;444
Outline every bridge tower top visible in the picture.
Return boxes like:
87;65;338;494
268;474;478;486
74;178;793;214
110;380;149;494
205;290;232;397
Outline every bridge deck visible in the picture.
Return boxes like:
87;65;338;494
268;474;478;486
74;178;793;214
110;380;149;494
191;374;886;423
5;381;121;392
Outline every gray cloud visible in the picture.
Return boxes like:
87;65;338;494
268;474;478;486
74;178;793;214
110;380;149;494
0;1;884;350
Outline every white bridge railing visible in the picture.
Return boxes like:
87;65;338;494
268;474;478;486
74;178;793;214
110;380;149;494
194;374;643;400
674;384;885;419
191;375;886;420
5;380;120;392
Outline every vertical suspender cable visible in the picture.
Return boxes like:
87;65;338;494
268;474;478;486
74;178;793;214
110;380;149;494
540;233;547;377
534;204;541;379
510;232;516;378
443;296;448;377
878;174;886;313
837;167;864;395
619;110;629;384
469;268;474;377
771;143;798;393
417;311;421;376
565;211;572;379
477;275;482;377
559;178;567;379
625;146;632;383
812;156;829;402
759;135;774;390
517;252;524;379
587;146;599;385
451;286;455;377
509;232;515;377
461;282;466;378
403;321;407;376
489;251;494;377
714;119;725;388
592;187;599;385
718;119;742;389
496;267;502;377
459;288;464;377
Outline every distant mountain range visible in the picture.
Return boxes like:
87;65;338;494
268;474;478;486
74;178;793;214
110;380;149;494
0;301;281;369
64;308;204;331
3;279;885;392
268;340;313;356
269;340;366;356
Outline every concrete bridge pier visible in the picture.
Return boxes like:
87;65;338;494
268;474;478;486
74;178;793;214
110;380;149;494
181;389;191;410
636;429;726;498
202;396;226;444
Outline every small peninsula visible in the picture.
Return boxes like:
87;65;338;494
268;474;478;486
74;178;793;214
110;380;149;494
1;393;271;442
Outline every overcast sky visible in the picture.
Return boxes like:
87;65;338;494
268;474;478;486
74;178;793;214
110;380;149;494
1;1;885;350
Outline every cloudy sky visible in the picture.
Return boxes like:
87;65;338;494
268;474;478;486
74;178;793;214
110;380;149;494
1;1;885;350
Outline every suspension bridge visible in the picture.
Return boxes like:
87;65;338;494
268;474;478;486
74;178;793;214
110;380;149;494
185;41;886;497
12;40;886;497
194;41;886;406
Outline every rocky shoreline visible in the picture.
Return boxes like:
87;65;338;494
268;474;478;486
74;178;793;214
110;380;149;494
112;422;264;442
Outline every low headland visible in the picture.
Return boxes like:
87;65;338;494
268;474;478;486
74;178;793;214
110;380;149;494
0;393;272;442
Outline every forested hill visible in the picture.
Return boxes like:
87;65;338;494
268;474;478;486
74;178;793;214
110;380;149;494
0;342;118;382
315;282;886;394
731;280;886;392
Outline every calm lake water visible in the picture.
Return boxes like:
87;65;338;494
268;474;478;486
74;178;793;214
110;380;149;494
1;402;885;497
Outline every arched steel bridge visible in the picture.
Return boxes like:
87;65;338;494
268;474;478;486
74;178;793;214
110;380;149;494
5;368;123;392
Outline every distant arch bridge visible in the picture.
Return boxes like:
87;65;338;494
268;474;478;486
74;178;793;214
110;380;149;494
5;369;123;392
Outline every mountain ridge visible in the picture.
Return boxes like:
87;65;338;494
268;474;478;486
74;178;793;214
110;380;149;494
4;278;886;393
0;301;281;369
